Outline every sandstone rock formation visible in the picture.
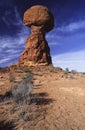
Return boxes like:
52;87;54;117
18;5;54;66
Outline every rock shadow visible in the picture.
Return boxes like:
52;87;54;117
0;91;12;103
0;91;54;106
32;92;48;97
0;120;14;130
31;92;54;105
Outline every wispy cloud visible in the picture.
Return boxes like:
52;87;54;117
0;26;29;67
0;38;22;67
57;20;85;32
2;6;23;26
0;58;11;64
46;29;62;46
52;50;85;72
0;3;30;67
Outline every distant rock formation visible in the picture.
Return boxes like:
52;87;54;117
18;5;54;66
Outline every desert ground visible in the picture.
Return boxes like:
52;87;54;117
0;65;85;130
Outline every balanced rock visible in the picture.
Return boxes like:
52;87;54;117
18;5;54;66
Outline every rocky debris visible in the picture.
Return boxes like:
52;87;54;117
0;76;3;78
18;5;54;66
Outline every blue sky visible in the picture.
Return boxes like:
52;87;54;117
0;0;85;72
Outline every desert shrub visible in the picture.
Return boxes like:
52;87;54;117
35;67;40;71
56;67;63;71
80;72;85;78
49;68;54;72
11;81;33;105
0;67;9;73
65;68;69;73
19;66;31;73
14;66;31;73
49;64;53;67
22;72;33;82
9;75;15;82
11;73;34;105
48;66;55;73
18;110;30;121
0;67;2;70
81;72;85;75
71;70;77;74
11;64;17;69
64;68;70;77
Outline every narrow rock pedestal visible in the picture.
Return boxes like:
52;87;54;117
18;5;54;66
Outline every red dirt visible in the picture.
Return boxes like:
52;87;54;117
0;66;85;130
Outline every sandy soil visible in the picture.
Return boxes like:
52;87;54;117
0;66;85;130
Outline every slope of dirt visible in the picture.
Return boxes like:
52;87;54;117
0;66;85;130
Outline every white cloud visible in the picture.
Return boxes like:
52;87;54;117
52;50;85;72
46;29;62;46
0;4;30;67
0;27;29;67
57;20;85;32
0;58;11;64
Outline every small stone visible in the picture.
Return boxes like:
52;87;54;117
0;76;3;78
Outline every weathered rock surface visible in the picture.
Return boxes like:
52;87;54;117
18;5;54;66
23;5;54;33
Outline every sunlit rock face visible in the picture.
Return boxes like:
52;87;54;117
18;5;54;66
